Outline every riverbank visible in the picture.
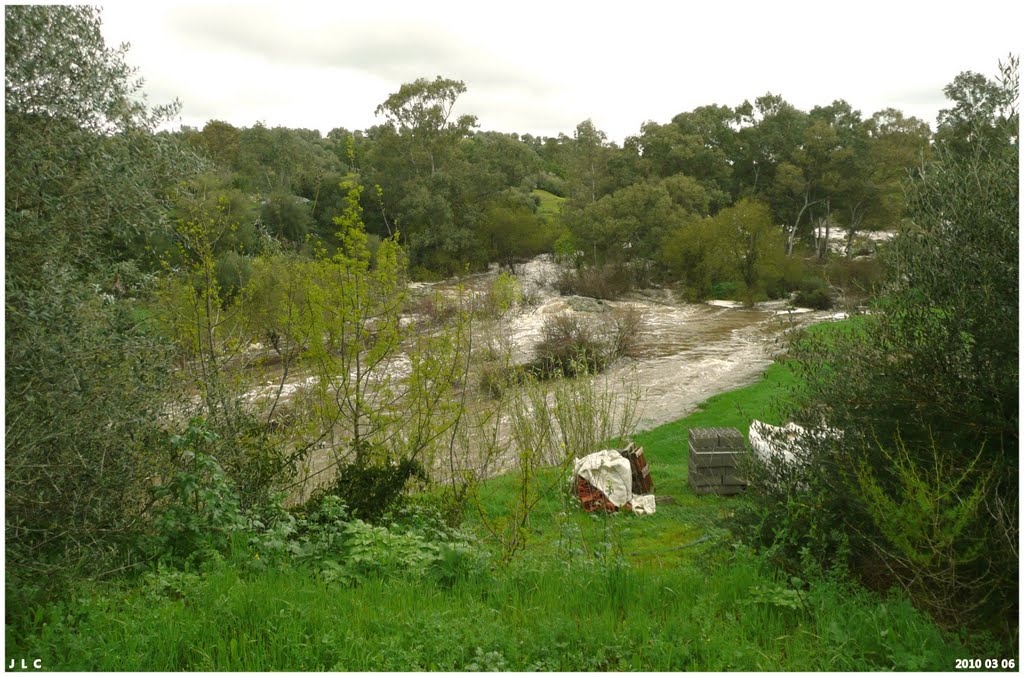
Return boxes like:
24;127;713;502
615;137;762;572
9;360;971;671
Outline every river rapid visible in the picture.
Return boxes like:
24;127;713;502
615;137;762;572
239;255;845;499
417;255;844;433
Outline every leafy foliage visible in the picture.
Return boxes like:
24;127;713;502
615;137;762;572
748;57;1019;637
149;420;247;565
321;458;428;523
5;5;202;582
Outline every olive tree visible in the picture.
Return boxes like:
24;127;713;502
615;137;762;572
5;6;202;581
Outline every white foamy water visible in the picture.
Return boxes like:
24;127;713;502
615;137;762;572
459;261;838;432
237;255;841;438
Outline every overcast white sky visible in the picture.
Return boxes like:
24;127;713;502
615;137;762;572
99;1;1022;143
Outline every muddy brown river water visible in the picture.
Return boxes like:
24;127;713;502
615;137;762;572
420;255;843;432
240;255;846;499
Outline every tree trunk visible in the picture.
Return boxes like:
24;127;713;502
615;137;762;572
816;198;831;261
844;203;865;258
822;210;831;260
787;193;820;256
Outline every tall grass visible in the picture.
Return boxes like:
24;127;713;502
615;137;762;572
7;359;977;671
14;552;962;671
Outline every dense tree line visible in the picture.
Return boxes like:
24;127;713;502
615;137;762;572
171;68;938;293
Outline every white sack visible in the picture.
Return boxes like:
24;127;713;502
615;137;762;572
749;420;803;466
630;494;657;515
572;449;634;507
749;420;843;467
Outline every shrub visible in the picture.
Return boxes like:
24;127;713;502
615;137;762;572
246;493;488;587
260;193;313;243
852;436;993;626
708;280;741;300
792;289;833;310
535;171;567;197
148;419;247;566
316;457;428;524
480;272;521;318
791;276;833;310
477;361;529;398
5;4;204;585
533;313;608;377
823;257;885;298
214;251;254;302
556;264;633;300
607;305;645;359
528;307;646;379
407;292;457;325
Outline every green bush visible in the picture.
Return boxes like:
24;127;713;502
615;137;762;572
477;361;529;398
535;171;567;197
242;493;489;589
790;276;833;309
823;257;885;298
260;193;313;243
852;436;993;625
214;250;253;301
762;59;1019;637
793;289;833;310
5;5;204;585
480;271;521;318
708;280;741;300
533;313;608;377
556;263;633;299
317;456;428;523
148;419;247;566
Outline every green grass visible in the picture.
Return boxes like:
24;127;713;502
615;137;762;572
7;357;971;671
532;188;565;219
465;361;797;567
15;552;961;671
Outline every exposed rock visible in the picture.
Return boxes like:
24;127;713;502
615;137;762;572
565;295;608;313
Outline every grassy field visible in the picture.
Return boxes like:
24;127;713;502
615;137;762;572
7;360;972;671
464;361;798;565
532;188;566;220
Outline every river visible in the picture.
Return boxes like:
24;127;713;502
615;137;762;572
241;255;845;499
420;255;843;432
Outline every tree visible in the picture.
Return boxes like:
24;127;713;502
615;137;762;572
802;100;866;258
662;173;713;215
260;192;314;244
707;198;785;304
368;77;487;275
769;161;820;256
187;119;242;167
659;215;728;299
837;109;931;256
567;119;612;204
462;130;543;194
667;104;736;197
297;176;473;514
479;198;554;272
635;118;732;211
733;93;808;199
565;180;686;265
765;100;870;258
169;173;261;258
778;57;1018;634
5;5;202;580
374;75;477;178
936;64;1019;155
